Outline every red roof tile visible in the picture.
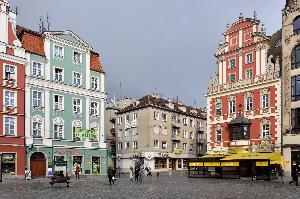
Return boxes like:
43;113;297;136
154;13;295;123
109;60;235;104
90;51;105;73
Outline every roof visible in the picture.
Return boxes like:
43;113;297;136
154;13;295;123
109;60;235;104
16;25;104;73
229;117;251;125
117;94;207;119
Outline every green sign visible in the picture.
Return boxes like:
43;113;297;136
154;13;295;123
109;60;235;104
75;128;97;140
173;149;182;155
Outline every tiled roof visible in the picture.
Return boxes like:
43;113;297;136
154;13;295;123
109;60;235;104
16;25;105;73
16;25;45;56
118;94;207;119
90;51;105;73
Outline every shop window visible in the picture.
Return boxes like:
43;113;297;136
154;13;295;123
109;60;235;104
154;158;167;169
178;159;182;168
1;153;16;175
292;108;300;130
293;16;300;34
183;159;188;169
92;157;101;174
291;45;300;69
54;156;65;162
73;156;83;174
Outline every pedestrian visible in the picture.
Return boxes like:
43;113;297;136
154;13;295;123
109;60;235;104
289;168;299;186
75;165;80;180
139;167;144;182
108;165;114;185
147;167;152;177
129;166;134;181
134;166;140;182
157;172;159;178
117;166;121;178
277;166;284;183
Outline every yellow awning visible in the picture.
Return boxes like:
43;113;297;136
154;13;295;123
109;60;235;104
198;154;226;159
222;152;283;164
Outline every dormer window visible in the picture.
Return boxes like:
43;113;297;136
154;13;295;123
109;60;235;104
293;16;300;34
4;65;15;80
54;45;64;59
73;51;82;64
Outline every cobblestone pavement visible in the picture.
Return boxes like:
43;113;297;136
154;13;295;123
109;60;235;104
0;173;300;199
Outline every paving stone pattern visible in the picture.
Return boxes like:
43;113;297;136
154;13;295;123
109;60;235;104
0;173;300;199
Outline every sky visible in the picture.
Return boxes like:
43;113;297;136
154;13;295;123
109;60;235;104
10;0;285;107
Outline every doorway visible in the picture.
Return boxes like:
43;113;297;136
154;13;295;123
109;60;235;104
30;152;46;177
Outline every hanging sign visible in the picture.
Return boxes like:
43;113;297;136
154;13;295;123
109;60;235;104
75;129;97;140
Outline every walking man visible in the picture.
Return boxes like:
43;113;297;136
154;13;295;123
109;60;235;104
108;165;114;185
134;166;140;182
129;166;134;181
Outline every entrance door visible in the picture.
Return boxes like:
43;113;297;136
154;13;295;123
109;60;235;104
30;152;46;177
172;159;176;170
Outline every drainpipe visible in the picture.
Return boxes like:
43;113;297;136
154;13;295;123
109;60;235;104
0;153;2;182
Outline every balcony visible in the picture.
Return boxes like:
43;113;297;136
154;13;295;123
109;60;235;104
197;138;206;144
172;121;180;128
172;135;181;142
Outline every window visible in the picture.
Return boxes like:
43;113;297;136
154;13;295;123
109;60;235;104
216;102;222;116
124;130;129;137
183;131;189;139
246;97;253;111
262;94;269;108
73;51;82;64
133;113;137;121
229;98;236;114
73;98;81;113
229;58;236;68
172;142;179;150
229;74;236;83
91;77;99;90
246;69;253;79
154;140;159;148
32;62;42;77
117;117;122;125
246;53;253;64
291;45;300;69
183;118;187;126
291;75;300;101
189;119;193;127
293;17;300;34
4;91;16;107
162;113;167;122
190;132;194;139
54;95;64;111
162;141;167;149
183;143;187;151
4;65;15;80
292;108;300;129
73;72;82;86
32;91;43;107
4;117;16;136
189;144;193;151
54;45;64;59
54;124;63;139
54;68;63;82
125;115;130;123
154;111;160;120
117;142;123;150
117;130;122;138
124;142;130;150
216;129;222;142
91;102;99;116
230;37;238;46
32;121;42;138
133;141;138;149
262;123;270;138
230;126;250;140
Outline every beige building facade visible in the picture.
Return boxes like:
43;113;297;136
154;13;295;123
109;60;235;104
114;94;206;172
282;0;300;178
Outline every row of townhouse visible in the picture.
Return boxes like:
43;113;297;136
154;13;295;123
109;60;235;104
205;0;300;179
107;94;207;172
0;0;107;178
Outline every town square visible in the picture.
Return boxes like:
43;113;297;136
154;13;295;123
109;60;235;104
0;0;300;198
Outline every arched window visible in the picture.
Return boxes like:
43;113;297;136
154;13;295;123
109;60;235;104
291;45;300;69
32;115;43;138
53;117;64;139
72;121;82;141
294;16;300;34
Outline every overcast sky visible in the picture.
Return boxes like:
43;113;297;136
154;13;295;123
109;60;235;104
10;0;285;107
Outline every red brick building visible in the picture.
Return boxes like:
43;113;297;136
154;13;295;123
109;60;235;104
206;13;282;157
0;0;26;177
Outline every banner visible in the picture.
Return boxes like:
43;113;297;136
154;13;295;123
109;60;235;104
75;128;97;140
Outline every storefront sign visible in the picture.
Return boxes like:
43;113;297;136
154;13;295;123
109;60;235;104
160;153;169;158
256;161;268;167
132;153;142;158
75;129;97;140
221;162;239;167
173;149;182;155
203;162;220;167
55;149;80;155
189;162;203;167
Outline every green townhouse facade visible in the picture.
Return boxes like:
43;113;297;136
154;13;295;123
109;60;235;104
16;26;108;177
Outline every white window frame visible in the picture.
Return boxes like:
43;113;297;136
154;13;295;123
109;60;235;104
54;67;64;82
3;116;16;136
216;102;222;116
154;111;160;120
229;99;236;114
54;124;63;139
125;115;130;123
246;69;253;79
216;129;222;142
183;143;187;151
124;142;129;150
73;98;82;114
53;44;64;59
262;123;270;139
162;141;167;149
72;72;82;86
262;94;269;109
90;101;99;116
91;76;99;90
32;119;43;138
117;142;123;150
4;90;16;107
4;64;16;80
229;58;236;68
154;140;160;148
124;130;129;137
117;130;122;138
133;113;138;121
117;117;123;125
245;53;253;64
53;94;64;111
246;97;253;111
32;90;43;108
162;113;168;122
32;61;43;77
73;50;82;65
183;118;187;126
133;141;138;149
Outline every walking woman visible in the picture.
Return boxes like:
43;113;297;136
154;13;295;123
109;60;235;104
75;165;81;180
129;166;134;181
